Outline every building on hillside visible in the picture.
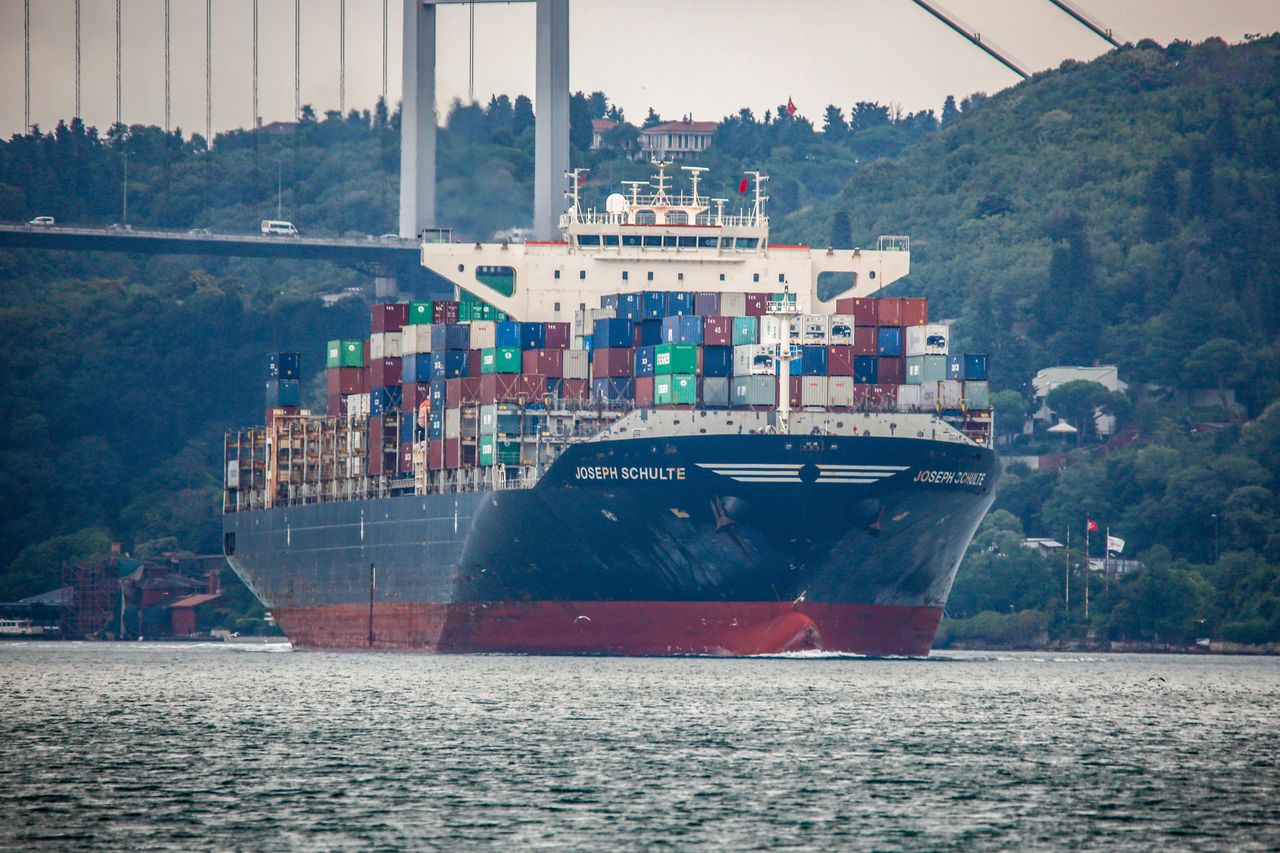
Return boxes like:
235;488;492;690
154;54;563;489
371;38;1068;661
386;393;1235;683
639;120;717;160
1032;365;1127;436
591;119;617;150
1022;537;1065;556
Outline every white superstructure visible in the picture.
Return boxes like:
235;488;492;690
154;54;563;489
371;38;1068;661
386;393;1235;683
419;163;909;323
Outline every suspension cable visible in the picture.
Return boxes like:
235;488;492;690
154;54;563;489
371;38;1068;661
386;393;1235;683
382;0;388;108
116;0;122;126
253;0;259;127
295;0;301;120
206;0;212;144
164;0;171;131
23;0;29;132
75;0;81;118
339;0;346;115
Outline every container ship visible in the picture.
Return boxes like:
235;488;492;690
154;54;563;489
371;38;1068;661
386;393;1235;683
223;165;997;656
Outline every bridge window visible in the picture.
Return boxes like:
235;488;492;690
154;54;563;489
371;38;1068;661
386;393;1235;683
476;265;516;296
735;237;759;250
634;210;656;225
554;270;561;279
603;235;619;246
698;236;718;248
623;234;642;246
817;271;857;301
753;273;760;283
577;234;600;247
579;270;586;280
719;274;725;281
647;272;654;281
678;236;697;248
663;236;677;248
622;271;629;281
666;211;688;225
643;235;662;247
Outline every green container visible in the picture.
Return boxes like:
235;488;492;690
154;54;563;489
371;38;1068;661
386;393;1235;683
731;316;758;346
655;343;697;375
496;441;521;465
905;356;925;386
326;339;364;368
922;355;947;382
407;302;434;325
771;292;797;303
480;346;521;374
478;435;495;466
655;374;697;405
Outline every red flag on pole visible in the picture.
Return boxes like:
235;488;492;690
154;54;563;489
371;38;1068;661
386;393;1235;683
738;177;749;194
786;97;797;117
1086;519;1099;532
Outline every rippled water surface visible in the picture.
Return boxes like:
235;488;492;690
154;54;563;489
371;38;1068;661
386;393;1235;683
1;643;1278;851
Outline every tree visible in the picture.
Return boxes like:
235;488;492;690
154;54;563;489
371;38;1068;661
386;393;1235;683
512;95;534;137
829;210;851;248
1;528;113;601
849;101;889;134
1212;99;1238;158
643;107;663;128
991;390;1030;445
568;92;593;151
1187;141;1213;219
1046;380;1117;445
1183;338;1255;410
602;123;639;157
822;105;847;135
586;91;608;120
1143;158;1178;241
941;95;960;126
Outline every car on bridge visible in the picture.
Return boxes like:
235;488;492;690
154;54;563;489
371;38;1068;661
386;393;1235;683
261;220;300;237
27;215;55;227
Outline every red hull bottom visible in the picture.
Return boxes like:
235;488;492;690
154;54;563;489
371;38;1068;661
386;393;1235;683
273;601;944;657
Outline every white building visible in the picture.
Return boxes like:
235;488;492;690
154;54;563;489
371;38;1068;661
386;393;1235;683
1032;365;1127;436
640;121;717;160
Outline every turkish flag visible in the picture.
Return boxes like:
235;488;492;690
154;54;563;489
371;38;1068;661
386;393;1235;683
786;97;797;117
738;177;749;194
1086;519;1100;532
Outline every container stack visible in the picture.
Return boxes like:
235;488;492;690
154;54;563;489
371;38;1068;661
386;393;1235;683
266;352;301;424
301;291;991;479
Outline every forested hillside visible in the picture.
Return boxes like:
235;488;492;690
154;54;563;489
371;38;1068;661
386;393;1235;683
2;35;1278;644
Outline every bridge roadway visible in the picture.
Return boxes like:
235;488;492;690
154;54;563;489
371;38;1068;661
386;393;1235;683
0;225;423;268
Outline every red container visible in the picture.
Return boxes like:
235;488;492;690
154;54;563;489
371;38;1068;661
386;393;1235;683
371;302;409;333
902;297;928;326
444;438;461;469
634;376;655;407
703;316;732;346
827;345;854;376
460;376;481;402
368;449;383;475
428;439;444;470
433;301;459;324
402;383;430;411
745;293;769;316
561;378;588;402
869;384;898;407
836;297;878;325
399;442;414;473
369;357;402;388
877;357;905;385
363;339;371;368
518;374;548;400
853;384;873;406
468;349;483;378
523;349;564;377
787;376;803;408
479;374;519;404
545;322;571;349
592;347;634;378
851;326;878;356
326;394;347;416
327;367;364;396
368;416;384;452
874;297;904;327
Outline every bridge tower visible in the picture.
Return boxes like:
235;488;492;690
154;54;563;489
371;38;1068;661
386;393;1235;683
399;0;570;242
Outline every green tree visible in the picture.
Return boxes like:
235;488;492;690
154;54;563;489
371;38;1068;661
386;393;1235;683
822;105;848;135
1142;158;1178;241
941;94;960;126
829;210;852;248
642;107;663;128
991;389;1030;445
1;528;113;601
569;92;593;151
1045;380;1116;444
1183;338;1254;410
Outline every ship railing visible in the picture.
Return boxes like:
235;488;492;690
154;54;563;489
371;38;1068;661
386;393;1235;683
564;210;763;229
876;235;910;252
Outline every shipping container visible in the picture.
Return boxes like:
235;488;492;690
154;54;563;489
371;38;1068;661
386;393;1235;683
897;383;922;409
268;352;300;380
401;325;430;355
371;302;409;333
851;326;878;356
638;291;663;319
562;349;589;380
369;357;403;388
327;339;364;368
545;322;571;349
433;301;459;324
702;346;734;377
444;438;462;469
946;353;989;381
745;292;769;316
827;376;855;409
853;355;878;384
444;408;461;439
874;297;904;327
346;393;371;417
877;357;905;385
827;345;854;376
963;380;991;408
402;383;430;413
478;435;495;466
430;350;468;380
523;349;564;377
407;301;434;325
560;378;589;402
876;326;904;357
828;315;854;345
371;385;402;416
593;318;634;349
734;344;776;376
799;375;829;409
592;347;634;378
758;316;787;346
326;367;364;396
720;292;747;317
654;343;698;375
370;331;402;360
667;292;695;316
655;374;697;406
702;376;730;408
694;292;721;316
636;319;663;347
478;373;519;404
835;297;878;325
802;315;830;345
801;345;829;376
633;376;655;407
468;321;497;350
634;345;656;377
662;315;704;345
327;393;347;416
402;353;433;384
731;315;758;345
520;322;547;350
591;377;634;402
905;323;949;357
937;380;964;408
480;346;521;374
902;297;928;327
575;307;616;336
731;375;776;407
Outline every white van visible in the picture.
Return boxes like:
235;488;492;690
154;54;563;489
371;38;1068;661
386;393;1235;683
261;220;299;237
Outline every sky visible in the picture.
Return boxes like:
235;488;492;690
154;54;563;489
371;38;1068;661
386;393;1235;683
1;0;1278;139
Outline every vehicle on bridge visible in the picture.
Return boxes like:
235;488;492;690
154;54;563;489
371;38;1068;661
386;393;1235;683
27;216;55;227
261;220;300;237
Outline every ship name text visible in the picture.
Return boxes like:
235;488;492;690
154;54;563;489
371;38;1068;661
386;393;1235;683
575;466;687;482
914;469;987;487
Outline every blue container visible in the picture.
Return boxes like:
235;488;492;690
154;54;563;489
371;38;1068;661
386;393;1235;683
370;385;402;415
853;356;878;384
702;346;733;378
546;377;564;399
429;323;449;352
429;379;447;411
593;318;635;349
634;345;656;377
642;291;667;319
801;345;829;376
667;291;695;316
520;322;547;350
638;319;663;347
965;353;989;381
445;323;470;351
440;349;468;379
582;335;594;358
402;353;433;384
616;293;643;320
265;379;300;407
591;377;634;401
877;327;903;357
400;413;415;443
268;352;300;380
662;315;704;345
428;410;444;440
496;321;522;348
600;294;620;311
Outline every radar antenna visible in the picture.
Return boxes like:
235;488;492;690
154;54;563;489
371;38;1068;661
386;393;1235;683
564;168;589;217
650;160;673;206
681;165;708;207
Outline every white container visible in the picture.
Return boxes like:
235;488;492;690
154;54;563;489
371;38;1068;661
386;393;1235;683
905;323;949;357
733;344;776;376
828;315;854;344
562;349;590;380
401;325;429;355
802;315;830;345
828;376;855;408
919;382;939;408
938;380;964;408
370;331;402;359
575;307;617;336
369;333;384;360
445;407;461;439
896;384;922;408
469;321;497;350
758;316;787;346
720;292;747;317
800;376;829;409
345;393;371;417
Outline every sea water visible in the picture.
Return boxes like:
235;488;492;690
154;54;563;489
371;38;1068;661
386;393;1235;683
1;643;1277;851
